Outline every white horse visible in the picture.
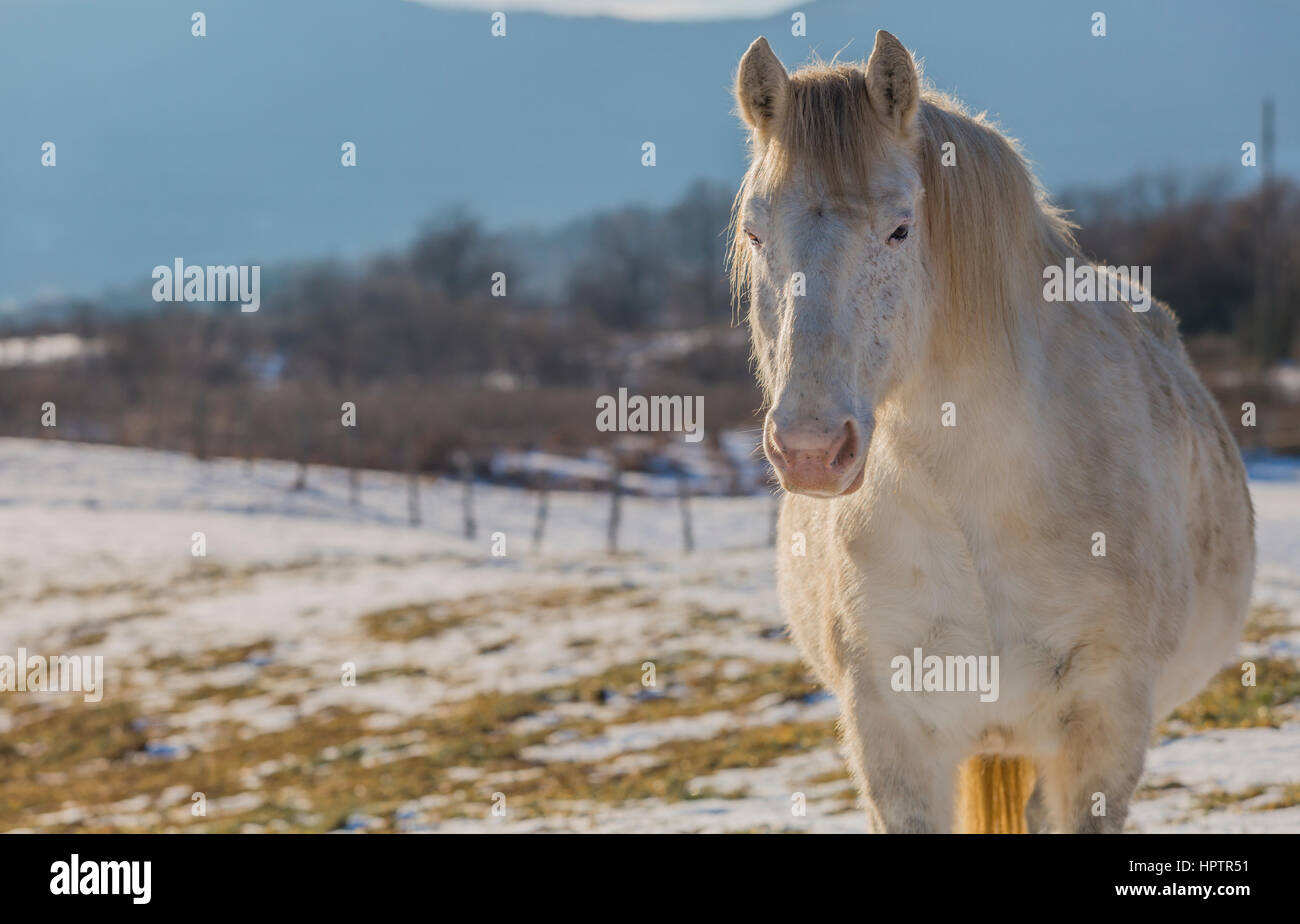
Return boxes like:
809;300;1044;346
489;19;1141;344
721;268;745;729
730;31;1255;833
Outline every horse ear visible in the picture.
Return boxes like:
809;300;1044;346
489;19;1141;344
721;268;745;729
736;36;789;134
865;30;918;131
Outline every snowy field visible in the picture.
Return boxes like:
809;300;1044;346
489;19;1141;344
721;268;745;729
0;437;1296;833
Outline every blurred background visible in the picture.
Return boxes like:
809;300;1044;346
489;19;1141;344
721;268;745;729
0;0;1296;833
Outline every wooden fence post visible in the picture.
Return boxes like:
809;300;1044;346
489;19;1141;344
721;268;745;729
347;427;360;509
606;462;622;555
292;413;309;491
239;391;253;475
677;474;694;552
406;440;421;527
458;452;476;540
532;472;550;552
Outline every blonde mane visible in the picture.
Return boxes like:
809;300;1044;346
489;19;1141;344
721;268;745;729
729;60;1080;360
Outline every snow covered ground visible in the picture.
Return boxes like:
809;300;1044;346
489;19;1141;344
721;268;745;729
0;437;1295;833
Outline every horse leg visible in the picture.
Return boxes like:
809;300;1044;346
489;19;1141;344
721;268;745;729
1038;680;1153;833
1025;771;1051;833
839;674;957;832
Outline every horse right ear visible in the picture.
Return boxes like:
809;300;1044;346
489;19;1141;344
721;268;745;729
736;36;789;135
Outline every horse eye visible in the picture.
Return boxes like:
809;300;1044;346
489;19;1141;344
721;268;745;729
745;230;762;246
889;225;909;242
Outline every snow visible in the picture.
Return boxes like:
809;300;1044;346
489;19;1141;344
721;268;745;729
0;334;103;367
0;437;1296;832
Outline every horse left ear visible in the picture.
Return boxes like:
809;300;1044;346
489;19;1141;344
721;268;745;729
865;30;918;131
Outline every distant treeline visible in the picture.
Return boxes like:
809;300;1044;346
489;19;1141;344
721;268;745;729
0;173;1296;471
1060;171;1300;361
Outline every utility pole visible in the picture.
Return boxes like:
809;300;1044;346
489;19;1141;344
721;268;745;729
1254;98;1277;362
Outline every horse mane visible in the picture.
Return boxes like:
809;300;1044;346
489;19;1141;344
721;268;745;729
729;60;1082;361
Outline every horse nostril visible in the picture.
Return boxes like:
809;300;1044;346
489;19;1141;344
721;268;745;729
767;427;788;461
827;420;858;473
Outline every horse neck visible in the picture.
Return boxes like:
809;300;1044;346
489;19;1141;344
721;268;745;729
879;264;1053;492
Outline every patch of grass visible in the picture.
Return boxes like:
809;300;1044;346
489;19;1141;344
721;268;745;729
1242;603;1297;643
173;558;324;588
1194;786;1269;812
109;609;168;623
362;603;472;642
686;786;752;800
67;626;108;647
35;579;147;601
1257;783;1300;811
239;657;826;828
494;720;839;817
531;654;821;725
1160;658;1300;733
361;584;634;642
144;640;274;674
528;584;632;609
356;666;431;682
175;682;265;706
0;696;374;832
0;636;830;831
727;824;800;833
477;637;517;655
0;699;146;771
805;768;851;786
1134;779;1187;801
688;606;741;628
34;559;326;606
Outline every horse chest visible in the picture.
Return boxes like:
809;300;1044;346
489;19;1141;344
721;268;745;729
782;483;1079;733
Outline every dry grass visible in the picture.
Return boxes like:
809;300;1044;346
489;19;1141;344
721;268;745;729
1159;657;1300;735
1242;603;1297;643
0;632;828;831
361;584;633;642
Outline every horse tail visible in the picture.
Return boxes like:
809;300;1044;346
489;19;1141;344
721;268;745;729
956;755;1035;833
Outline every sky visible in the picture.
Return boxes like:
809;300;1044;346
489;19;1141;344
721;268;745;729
403;0;799;19
1;0;1295;310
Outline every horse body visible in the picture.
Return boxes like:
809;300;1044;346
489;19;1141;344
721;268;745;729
732;32;1254;832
